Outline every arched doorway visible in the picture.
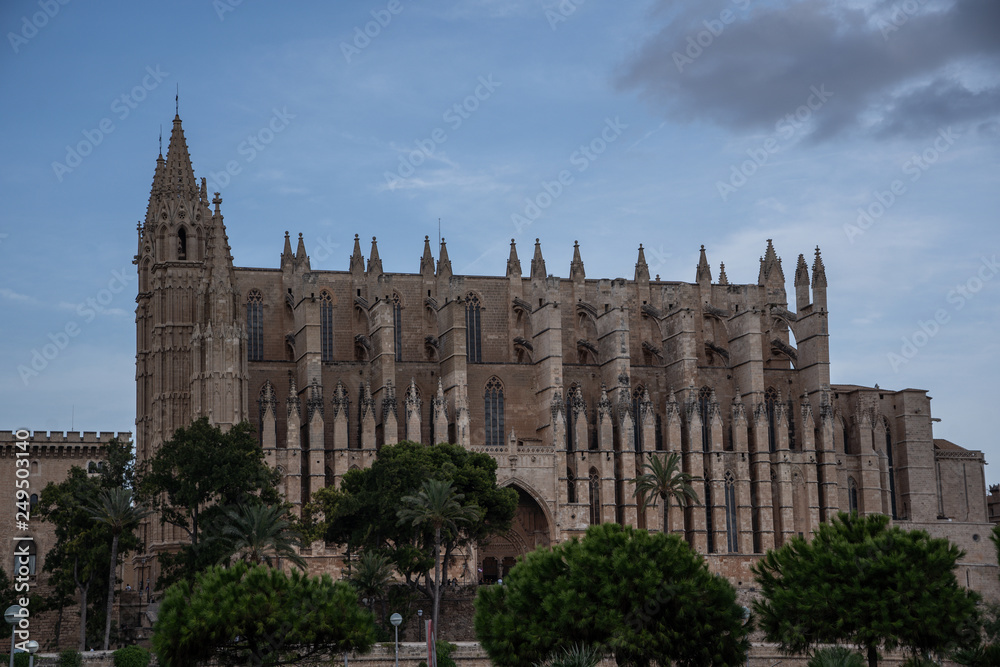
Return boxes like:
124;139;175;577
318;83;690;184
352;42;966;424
478;485;550;583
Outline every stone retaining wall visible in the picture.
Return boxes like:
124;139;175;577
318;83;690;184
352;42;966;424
30;642;964;666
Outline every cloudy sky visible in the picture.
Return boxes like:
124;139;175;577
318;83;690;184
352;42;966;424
1;1;998;480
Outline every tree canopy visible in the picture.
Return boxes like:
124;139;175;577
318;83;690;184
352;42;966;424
474;522;750;667
631;452;700;535
310;441;516;586
753;512;979;667
153;561;378;666
137;418;281;588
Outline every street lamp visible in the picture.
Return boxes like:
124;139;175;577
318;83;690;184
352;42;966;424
389;613;403;667
417;609;423;642
4;606;23;667
25;640;38;667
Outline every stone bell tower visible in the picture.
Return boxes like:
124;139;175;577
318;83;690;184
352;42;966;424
134;114;249;486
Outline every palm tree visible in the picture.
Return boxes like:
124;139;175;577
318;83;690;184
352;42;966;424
349;550;395;627
631;452;701;535
807;647;866;667
88;487;151;650
218;504;306;570
397;479;482;633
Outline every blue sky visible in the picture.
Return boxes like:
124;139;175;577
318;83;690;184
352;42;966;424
1;1;998;481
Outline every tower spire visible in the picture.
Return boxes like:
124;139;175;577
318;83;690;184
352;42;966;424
295;233;307;261
634;244;649;282
696;245;711;283
350;234;365;274
718;262;729;285
794;252;810;310
506;238;521;277
367;236;383;275
570;240;585;281
437;237;452;278
812;246;827;288
159;114;199;197
758;239;784;286
531;238;546;279
420;235;435;276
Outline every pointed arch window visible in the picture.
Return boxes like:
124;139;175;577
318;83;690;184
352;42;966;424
320;291;334;362
725;471;738;553
484;377;504;447
589;468;601;525
765;387;778;453
848;476;859;514
247;289;264;361
567;468;576;503
631;386;645;453
705;480;715;553
566;384;579;453
392;293;403;362
884;419;898;519
177;227;187;260
466;294;482;363
699;386;712;452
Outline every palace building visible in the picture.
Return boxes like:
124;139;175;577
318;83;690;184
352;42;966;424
130;113;997;595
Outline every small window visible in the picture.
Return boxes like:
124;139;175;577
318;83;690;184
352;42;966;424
466;295;482;363
247;289;264;361
320;291;334;362
484;377;504;447
392;293;403;362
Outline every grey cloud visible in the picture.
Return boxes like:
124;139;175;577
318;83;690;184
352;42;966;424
618;0;1000;141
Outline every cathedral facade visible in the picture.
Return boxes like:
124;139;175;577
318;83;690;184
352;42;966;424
132;115;997;595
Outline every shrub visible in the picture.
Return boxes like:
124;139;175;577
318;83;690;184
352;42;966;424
57;649;83;667
0;654;30;667
807;647;866;667
418;641;458;667
536;643;603;667
900;656;937;667
113;644;152;667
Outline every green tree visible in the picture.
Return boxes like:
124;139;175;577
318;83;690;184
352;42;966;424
536;644;604;667
348;550;394;631
398;479;482;630
0;566;16;611
218;504;306;569
808;647;866;667
631;452;700;534
88;488;151;650
475;522;750;666
137;418;281;588
36;468;110;650
312;441;516;622
753;512;979;667
153;561;377;666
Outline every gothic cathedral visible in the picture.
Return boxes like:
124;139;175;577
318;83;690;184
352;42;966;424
133;115;997;594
